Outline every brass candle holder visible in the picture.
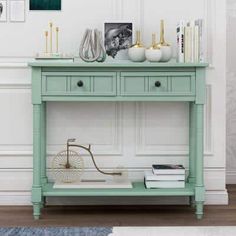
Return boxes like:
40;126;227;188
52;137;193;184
49;22;53;54
56;27;59;54
36;22;74;60
38;22;61;58
45;31;48;54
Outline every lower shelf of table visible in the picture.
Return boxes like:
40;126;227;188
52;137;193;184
42;182;195;197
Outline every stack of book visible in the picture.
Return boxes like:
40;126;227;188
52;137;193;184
144;164;185;189
176;19;204;63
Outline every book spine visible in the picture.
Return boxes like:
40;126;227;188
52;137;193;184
152;169;185;175
177;21;185;63
184;26;191;63
145;180;185;188
145;175;185;181
195;19;204;62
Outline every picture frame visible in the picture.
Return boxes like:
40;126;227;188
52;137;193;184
30;0;61;11
9;0;25;22
104;22;133;60
0;0;7;22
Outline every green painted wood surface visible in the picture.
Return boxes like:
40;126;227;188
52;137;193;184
29;60;208;68
29;61;208;219
43;182;195;197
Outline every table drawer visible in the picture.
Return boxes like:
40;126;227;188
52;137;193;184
120;72;195;96
42;72;117;96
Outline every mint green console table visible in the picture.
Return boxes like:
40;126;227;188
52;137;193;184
29;60;208;220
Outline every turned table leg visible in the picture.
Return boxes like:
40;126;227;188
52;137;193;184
32;104;42;219
194;104;205;219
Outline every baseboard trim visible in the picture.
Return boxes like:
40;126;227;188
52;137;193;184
205;190;228;205
226;171;236;184
0;190;228;205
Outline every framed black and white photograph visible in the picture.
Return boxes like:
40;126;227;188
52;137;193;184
104;22;133;59
30;0;61;11
0;0;7;22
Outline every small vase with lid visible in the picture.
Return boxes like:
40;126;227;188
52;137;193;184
145;33;162;62
128;31;146;62
157;20;172;62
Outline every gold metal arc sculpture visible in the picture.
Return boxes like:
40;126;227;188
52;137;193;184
66;138;122;176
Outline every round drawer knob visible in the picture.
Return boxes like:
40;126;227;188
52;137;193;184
155;81;161;87
77;81;84;87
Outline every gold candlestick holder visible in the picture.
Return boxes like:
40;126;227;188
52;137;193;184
45;31;48;54
36;22;74;60
49;22;53;54
56;27;59;54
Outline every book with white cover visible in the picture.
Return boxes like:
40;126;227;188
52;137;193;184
184;26;191;63
195;19;204;62
189;20;195;63
152;164;185;175
176;21;185;63
144;171;185;181
145;180;185;189
53;179;133;189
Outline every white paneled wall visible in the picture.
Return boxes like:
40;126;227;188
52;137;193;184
227;0;236;183
0;0;227;205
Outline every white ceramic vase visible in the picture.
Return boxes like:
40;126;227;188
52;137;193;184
128;30;146;62
158;20;172;62
128;47;146;62
145;49;162;62
159;46;172;62
145;33;162;62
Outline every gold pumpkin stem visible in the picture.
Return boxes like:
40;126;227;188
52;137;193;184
152;33;156;47
136;30;141;45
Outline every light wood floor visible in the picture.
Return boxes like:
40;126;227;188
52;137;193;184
0;185;235;227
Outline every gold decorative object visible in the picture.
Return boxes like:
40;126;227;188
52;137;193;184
133;30;144;48
145;33;162;62
49;22;53;54
45;31;48;54
128;30;146;62
36;22;71;59
56;27;59;54
52;139;128;184
157;20;172;62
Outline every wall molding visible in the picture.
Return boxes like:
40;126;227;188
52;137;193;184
205;0;216;67
0;84;31;89
112;0;124;20
0;103;123;156
226;171;236;184
47;102;123;156
135;86;213;156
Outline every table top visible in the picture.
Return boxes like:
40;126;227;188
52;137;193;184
28;59;209;68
